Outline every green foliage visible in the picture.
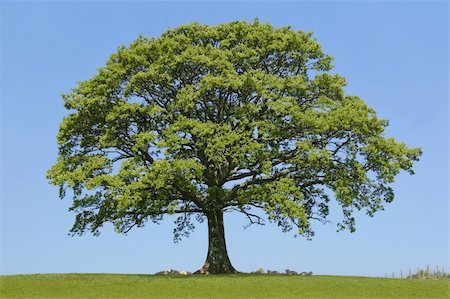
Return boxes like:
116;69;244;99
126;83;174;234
1;274;448;299
47;20;421;239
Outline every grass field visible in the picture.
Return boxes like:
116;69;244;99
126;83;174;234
1;273;448;298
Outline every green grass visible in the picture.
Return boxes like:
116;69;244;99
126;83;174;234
1;273;448;298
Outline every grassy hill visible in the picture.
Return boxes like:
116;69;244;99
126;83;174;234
1;273;448;298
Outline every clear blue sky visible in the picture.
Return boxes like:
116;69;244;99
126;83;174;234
1;1;448;277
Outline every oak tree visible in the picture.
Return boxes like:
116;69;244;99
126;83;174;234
47;21;421;274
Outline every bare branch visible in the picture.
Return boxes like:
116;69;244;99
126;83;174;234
233;207;265;229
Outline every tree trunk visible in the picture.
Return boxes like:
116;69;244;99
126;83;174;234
197;209;237;274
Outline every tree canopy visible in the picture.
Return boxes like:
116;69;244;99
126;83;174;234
47;20;421;274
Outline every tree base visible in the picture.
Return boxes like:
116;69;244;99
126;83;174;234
194;262;239;275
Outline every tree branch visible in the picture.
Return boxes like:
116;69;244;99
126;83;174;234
232;207;265;229
231;167;296;194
